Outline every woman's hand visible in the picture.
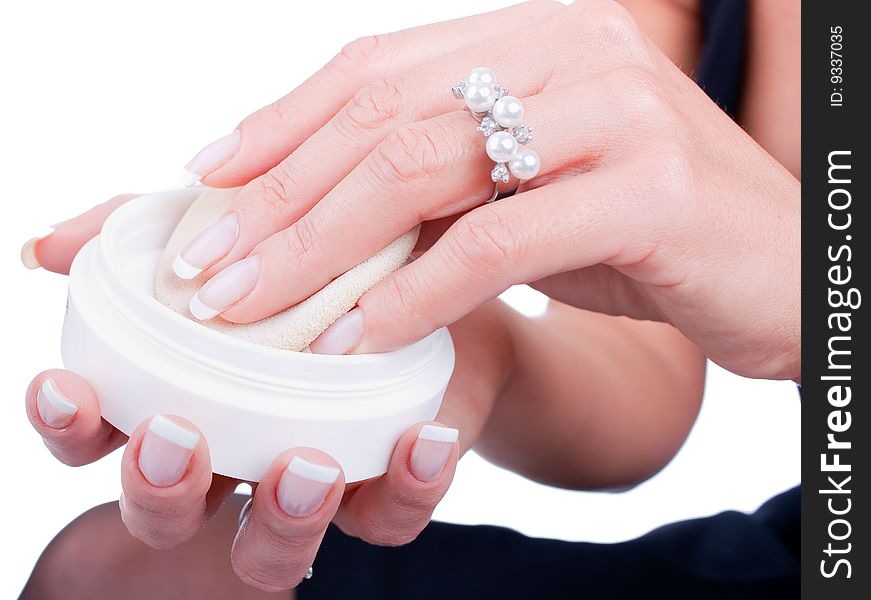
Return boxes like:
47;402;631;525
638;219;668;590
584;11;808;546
26;372;462;590
171;0;799;380
23;198;511;592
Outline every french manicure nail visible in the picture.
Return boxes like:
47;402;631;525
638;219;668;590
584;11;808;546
37;379;78;428
21;236;47;270
172;213;240;279
308;309;364;355
181;130;241;186
410;425;458;482
277;457;340;517
22;223;64;270
189;255;260;321
138;415;200;487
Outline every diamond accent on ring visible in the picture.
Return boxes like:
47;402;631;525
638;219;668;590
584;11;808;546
491;163;510;183
477;115;501;137
513;125;534;144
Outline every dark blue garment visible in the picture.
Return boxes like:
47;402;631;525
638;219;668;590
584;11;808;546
302;488;799;599
697;0;748;118
301;2;800;597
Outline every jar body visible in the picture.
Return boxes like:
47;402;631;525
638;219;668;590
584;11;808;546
61;190;455;482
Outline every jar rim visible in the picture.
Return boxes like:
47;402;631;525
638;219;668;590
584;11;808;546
87;189;449;392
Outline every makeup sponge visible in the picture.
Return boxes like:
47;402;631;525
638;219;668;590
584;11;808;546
154;187;418;351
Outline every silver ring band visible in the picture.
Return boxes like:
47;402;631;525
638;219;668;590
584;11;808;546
452;67;540;202
238;497;253;527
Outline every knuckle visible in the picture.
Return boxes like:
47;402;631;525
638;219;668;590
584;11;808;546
137;533;182;551
252;511;326;549
119;499;199;549
587;2;651;62
252;169;292;212
452;211;522;274
374;125;446;183
354;516;421;547
121;517;188;550
607;65;665;126
260;97;292;127
338;34;396;65
649;140;696;200
233;560;296;593
323;34;399;87
276;218;320;262
344;78;408;131
392;485;442;514
379;270;426;326
593;2;638;40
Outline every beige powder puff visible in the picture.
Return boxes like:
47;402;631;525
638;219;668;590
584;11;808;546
154;187;418;351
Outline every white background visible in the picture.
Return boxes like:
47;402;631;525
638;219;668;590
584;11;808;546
0;1;800;596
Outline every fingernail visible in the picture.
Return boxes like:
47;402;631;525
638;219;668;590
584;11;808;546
277;457;339;517
181;130;241;186
138;415;200;487
37;379;78;428
309;309;364;355
189;255;260;321
410;425;458;482
172;213;240;280
21;238;42;270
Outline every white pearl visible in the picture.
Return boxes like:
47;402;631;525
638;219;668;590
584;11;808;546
492;95;524;128
464;83;496;113
467;67;496;86
508;148;540;180
486;131;519;163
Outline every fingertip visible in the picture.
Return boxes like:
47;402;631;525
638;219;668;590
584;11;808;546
27;370;97;432
183;130;242;188
26;369;126;466
309;309;364;355
118;415;213;548
126;414;209;490
354;277;431;354
200;110;297;189
35;379;78;429
401;421;460;485
32;193;140;275
334;421;457;547
252;448;344;527
179;168;200;187
20;237;43;270
230;448;342;591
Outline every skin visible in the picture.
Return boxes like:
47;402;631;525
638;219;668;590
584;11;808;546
23;216;703;595
148;0;800;383
20;0;799;595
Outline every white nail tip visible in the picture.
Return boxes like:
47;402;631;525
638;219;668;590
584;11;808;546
21;238;41;270
189;294;218;321
418;425;459;444
39;380;78;416
179;169;201;187
148;414;200;449
172;255;203;280
287;457;340;484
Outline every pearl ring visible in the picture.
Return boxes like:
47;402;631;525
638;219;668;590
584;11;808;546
452;67;541;202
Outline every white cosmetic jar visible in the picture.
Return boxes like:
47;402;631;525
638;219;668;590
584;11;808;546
61;188;455;483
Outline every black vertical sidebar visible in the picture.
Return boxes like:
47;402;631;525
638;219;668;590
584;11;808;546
802;1;870;598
